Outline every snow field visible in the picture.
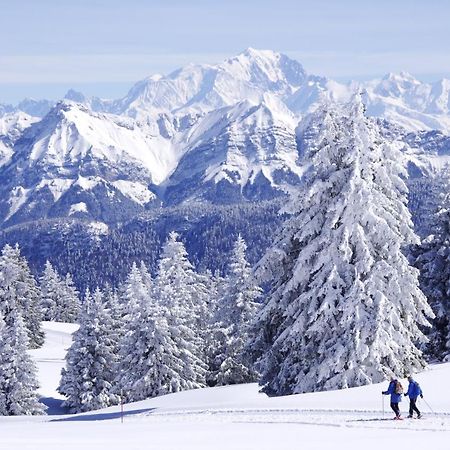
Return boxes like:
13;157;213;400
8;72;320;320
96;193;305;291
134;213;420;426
1;322;448;449
29;322;78;400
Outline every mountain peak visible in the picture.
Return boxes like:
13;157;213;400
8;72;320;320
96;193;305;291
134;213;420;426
382;71;420;84
225;48;307;89
64;89;86;103
240;47;280;60
16;97;54;118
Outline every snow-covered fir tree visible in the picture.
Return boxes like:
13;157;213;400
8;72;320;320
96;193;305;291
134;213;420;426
204;270;226;386
103;283;123;331
120;262;150;323
40;261;80;323
139;261;153;295
61;273;81;323
116;263;154;400
414;188;450;361
152;232;208;389
0;244;44;349
212;236;261;386
39;260;61;320
249;98;434;395
0;263;44;415
39;261;62;321
58;288;119;413
116;272;188;401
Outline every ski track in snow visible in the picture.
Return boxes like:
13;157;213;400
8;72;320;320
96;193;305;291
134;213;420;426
117;406;450;432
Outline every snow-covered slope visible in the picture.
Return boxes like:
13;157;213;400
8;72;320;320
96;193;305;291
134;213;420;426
0;111;39;167
164;98;302;204
0;101;169;226
0;111;38;139
15;101;172;182
29;322;78;403
364;73;450;132
3;321;448;450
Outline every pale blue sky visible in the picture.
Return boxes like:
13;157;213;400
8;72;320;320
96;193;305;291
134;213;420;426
1;0;449;103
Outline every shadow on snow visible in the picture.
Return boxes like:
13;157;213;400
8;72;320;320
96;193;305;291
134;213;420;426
40;397;70;415
51;407;156;422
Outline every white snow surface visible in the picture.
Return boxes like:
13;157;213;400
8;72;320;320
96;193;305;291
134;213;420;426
23;101;176;185
29;322;79;399
0;139;13;167
112;179;155;205
68;202;88;215
2;321;448;449
37;178;75;202
6;186;31;220
0;111;38;138
87;221;109;236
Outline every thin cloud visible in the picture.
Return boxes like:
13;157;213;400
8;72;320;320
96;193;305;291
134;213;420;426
2;50;449;86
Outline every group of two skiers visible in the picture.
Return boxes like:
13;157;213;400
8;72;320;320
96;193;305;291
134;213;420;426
382;376;423;420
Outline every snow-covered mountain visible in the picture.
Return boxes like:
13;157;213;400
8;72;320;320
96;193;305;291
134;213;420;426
0;99;54;171
0;111;40;168
101;48;308;118
0;49;449;228
364;72;450;131
80;48;450;133
0;98;54;120
0;101;166;226
164;98;301;204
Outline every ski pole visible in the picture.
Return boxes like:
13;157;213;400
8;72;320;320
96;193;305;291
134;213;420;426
382;394;385;418
120;389;124;423
422;398;435;414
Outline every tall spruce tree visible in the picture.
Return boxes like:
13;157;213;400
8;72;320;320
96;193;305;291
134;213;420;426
414;189;450;361
0;252;44;415
40;261;62;321
249;98;434;395
58;288;119;413
153;232;207;389
40;261;80;323
0;244;44;349
139;261;153;295
213;235;261;385
103;283;124;339
61;273;81;323
120;262;149;323
116;269;186;401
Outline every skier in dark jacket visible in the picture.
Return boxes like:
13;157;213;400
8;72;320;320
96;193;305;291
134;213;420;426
382;377;402;419
404;376;423;418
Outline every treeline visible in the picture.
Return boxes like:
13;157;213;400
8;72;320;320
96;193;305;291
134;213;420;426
0;233;261;415
0;200;284;293
0;244;81;415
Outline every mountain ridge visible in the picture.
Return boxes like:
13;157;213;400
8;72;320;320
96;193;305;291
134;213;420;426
0;49;449;228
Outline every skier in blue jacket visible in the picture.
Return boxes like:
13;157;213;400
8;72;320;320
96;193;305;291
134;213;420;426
404;376;423;418
382;377;402;419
